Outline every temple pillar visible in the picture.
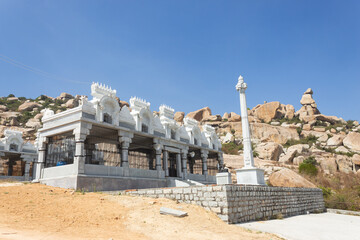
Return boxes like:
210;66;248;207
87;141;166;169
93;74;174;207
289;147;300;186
181;150;188;179
119;137;132;168
74;133;87;174
21;154;36;181
33;137;47;182
176;153;182;178
163;150;169;177
201;150;208;176
153;144;162;171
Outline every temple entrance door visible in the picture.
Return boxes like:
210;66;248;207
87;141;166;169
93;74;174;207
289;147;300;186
168;153;177;177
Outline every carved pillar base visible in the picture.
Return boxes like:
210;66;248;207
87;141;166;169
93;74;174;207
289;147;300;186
236;167;266;185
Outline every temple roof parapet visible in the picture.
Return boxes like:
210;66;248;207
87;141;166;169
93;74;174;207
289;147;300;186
37;83;221;151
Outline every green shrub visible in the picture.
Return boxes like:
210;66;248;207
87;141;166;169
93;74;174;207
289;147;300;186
296;127;302;135
284;135;318;148
7;94;15;98
319;186;332;198
222;142;243;155
230;129;235;135
279;116;303;125
299;156;318;176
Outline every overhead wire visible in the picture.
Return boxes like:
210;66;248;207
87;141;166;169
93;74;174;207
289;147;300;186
0;54;90;84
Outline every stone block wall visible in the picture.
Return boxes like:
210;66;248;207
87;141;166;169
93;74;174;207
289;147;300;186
123;184;325;224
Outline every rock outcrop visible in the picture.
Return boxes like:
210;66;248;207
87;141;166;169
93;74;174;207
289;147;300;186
253;101;280;123
343;132;360;152
186;107;211;122
174;112;185;123
268;168;316;188
255;142;283;161
296;88;320;122
18;102;42;112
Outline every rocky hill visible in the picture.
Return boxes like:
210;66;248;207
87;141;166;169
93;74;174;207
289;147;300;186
1;88;360;209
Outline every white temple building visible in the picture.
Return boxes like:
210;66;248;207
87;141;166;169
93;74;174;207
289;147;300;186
0;129;37;181
34;83;223;191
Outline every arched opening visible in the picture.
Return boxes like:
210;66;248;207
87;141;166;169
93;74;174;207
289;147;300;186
103;113;112;124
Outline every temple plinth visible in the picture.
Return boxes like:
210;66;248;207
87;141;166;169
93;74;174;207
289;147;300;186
235;75;265;185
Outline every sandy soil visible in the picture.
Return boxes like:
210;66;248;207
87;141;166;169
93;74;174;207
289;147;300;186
0;183;282;240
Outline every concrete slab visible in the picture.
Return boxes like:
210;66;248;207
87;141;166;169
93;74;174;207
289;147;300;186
160;207;188;217
238;213;360;240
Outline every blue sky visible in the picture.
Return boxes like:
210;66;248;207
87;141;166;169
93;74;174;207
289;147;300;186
0;0;359;121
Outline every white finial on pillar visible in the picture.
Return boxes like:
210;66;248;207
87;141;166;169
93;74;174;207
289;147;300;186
235;74;265;185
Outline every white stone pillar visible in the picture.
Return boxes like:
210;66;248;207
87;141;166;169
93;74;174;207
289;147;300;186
176;153;182;178
163;150;169;177
181;150;188;179
33;137;47;182
235;75;265;185
201;150;208;176
21;154;35;181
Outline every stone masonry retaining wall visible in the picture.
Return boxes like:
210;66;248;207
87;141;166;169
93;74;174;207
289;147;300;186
123;184;325;224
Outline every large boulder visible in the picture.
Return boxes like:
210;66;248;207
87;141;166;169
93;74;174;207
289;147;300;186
65;99;79;108
255;142;284;161
186;107;211;122
316;154;338;175
327;135;345;147
0;105;8;112
253;101;280;123
352;154;360;165
228;112;241;122
285;104;295;119
315;114;340;125
251;123;299;145
222;112;230;120
279;149;297;163
336;155;353;174
287;144;310;155
25;118;42;129
343;132;360;152
203;115;222;122
56;92;74;101
268;168;316;188
18;102;42;112
302;130;328;143
174;112;185;123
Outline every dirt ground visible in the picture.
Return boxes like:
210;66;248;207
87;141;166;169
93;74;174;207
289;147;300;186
0;182;282;240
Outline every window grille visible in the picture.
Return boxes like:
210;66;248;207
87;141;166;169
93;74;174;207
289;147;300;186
85;142;121;166
45;135;75;168
187;157;202;174
128;150;155;170
207;156;220;176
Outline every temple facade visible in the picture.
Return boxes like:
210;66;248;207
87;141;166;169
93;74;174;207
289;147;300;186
34;83;223;191
0;129;37;181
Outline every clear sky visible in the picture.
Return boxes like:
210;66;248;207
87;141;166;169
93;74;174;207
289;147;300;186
0;0;359;121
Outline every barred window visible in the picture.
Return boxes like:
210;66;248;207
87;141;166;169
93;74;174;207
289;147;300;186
45;135;75;168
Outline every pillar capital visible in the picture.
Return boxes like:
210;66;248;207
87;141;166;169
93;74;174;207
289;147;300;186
236;75;247;91
200;149;208;158
153;143;162;153
119;136;132;144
